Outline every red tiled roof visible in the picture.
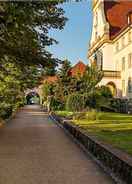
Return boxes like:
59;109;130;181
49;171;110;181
41;62;86;84
104;0;132;39
68;61;86;77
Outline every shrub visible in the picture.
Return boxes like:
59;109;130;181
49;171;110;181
110;98;128;113
96;85;113;98
0;103;13;119
50;97;64;111
73;112;86;120
85;109;97;121
73;109;99;121
66;93;86;112
85;89;112;111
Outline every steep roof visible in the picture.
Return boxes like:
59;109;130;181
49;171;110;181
68;61;86;77
104;0;132;39
40;61;86;84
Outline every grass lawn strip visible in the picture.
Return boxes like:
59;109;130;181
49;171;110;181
56;111;132;156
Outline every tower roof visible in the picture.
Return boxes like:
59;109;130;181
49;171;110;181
104;0;132;39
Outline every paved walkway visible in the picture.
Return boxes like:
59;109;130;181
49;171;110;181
0;105;115;184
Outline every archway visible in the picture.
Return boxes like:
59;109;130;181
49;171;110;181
26;92;40;105
107;82;117;97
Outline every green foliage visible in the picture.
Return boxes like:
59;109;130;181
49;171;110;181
73;112;132;155
0;2;67;118
42;82;55;101
66;93;86;112
110;98;128;113
59;59;71;79
53;63;111;112
51;59;72;108
50;97;64;111
55;110;73;117
79;65;103;94
96;85;112;98
84;85;113;111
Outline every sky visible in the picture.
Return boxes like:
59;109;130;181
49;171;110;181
48;1;93;65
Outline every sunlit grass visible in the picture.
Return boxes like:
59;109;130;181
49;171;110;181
55;110;132;155
55;111;74;117
73;112;132;155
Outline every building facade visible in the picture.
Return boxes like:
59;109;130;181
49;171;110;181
88;0;132;99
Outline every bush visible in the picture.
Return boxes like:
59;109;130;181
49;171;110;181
73;110;98;121
110;98;128;113
73;112;86;120
50;97;64;111
96;85;113;98
85;109;97;121
85;89;112;111
66;93;86;112
0;103;13;119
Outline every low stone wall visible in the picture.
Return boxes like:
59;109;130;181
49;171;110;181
50;112;132;184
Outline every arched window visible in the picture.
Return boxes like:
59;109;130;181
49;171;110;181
94;50;103;70
128;77;132;93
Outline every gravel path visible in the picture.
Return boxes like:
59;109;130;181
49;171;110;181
0;105;115;184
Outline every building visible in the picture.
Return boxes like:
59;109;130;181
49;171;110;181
68;61;86;77
88;0;132;98
42;61;86;83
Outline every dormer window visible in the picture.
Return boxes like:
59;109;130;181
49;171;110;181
128;12;132;25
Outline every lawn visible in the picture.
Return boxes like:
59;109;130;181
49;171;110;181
56;111;132;156
73;112;132;156
55;111;74;117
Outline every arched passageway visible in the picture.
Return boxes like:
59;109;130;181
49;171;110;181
26;92;40;105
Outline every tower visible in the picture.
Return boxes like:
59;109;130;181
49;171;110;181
90;0;109;49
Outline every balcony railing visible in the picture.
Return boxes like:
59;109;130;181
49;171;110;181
103;70;121;78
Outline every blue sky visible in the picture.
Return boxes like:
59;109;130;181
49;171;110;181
48;2;93;65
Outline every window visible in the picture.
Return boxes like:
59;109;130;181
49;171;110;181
128;12;132;25
122;80;125;94
128;32;131;43
95;12;98;27
128;77;132;93
116;42;119;52
128;53;132;68
121;36;125;48
94;50;103;70
122;57;125;71
95;30;98;39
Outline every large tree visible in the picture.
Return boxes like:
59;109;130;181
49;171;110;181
0;1;67;118
78;65;103;93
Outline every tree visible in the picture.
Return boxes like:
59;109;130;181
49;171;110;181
41;82;55;101
0;2;67;68
79;65;103;94
59;59;71;78
53;59;72;103
0;1;67;118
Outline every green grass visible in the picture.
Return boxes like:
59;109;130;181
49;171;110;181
55;110;74;117
55;111;132;155
72;112;132;156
